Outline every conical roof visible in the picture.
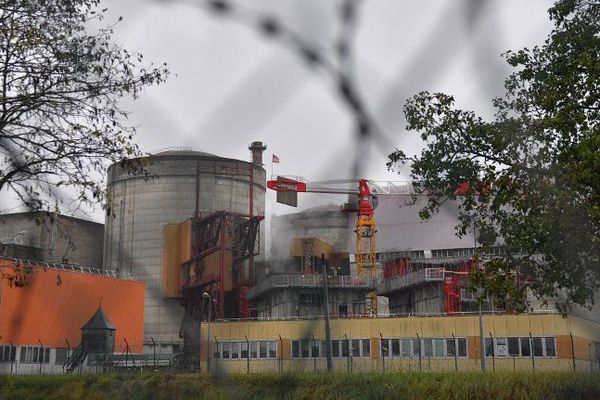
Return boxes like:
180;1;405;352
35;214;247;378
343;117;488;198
81;306;116;330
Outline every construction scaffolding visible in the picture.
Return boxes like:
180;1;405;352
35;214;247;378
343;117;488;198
178;211;263;366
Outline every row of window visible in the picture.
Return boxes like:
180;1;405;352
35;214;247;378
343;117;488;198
0;345;16;362
214;341;277;360
292;339;371;359
0;346;69;364
19;346;51;364
212;336;558;361
485;337;556;358
381;338;468;359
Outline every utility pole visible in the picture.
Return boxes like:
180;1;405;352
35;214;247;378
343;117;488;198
322;253;333;371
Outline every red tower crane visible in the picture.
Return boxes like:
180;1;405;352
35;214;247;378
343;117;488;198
267;176;382;315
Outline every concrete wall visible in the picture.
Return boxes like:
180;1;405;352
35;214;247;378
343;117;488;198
0;212;103;267
104;151;266;345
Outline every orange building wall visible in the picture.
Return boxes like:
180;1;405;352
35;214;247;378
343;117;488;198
0;260;144;353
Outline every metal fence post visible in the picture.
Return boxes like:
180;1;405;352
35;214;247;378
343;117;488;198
279;335;283;373
245;335;250;373
312;335;316;372
345;334;351;373
570;332;576;372
38;339;43;374
452;333;458;371
529;332;535;371
489;333;495;372
416;333;422;372
379;333;385;373
9;341;14;374
151;337;156;369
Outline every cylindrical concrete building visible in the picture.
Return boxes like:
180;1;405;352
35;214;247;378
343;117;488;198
104;144;266;348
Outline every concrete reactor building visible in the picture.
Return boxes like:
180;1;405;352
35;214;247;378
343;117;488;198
103;143;267;350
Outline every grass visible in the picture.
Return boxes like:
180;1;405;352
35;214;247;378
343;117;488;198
0;371;599;400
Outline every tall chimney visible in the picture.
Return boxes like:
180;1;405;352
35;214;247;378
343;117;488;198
249;141;267;166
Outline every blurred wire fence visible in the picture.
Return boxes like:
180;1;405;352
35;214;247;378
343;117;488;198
0;0;556;375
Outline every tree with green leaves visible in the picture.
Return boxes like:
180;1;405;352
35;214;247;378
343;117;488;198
0;0;169;211
388;0;599;310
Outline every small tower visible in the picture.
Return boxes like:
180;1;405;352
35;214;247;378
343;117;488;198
249;141;267;166
80;306;116;355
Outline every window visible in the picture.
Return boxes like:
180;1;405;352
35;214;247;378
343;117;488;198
533;337;543;357
380;339;388;358
520;337;531;357
312;341;320;358
423;339;433;357
391;339;400;357
446;339;456;357
301;340;310;358
19;346;49;364
341;340;349;357
401;340;412;358
508;338;520;356
292;341;299;358
351;340;361;357
269;341;277;358
250;342;258;359
0;345;16;363
222;342;230;359
231;342;240;359
433;339;445;358
544;338;556;357
259;341;268;358
332;340;340;358
487;337;556;358
485;338;495;357
413;339;421;357
457;338;467;357
362;339;371;358
241;342;248;359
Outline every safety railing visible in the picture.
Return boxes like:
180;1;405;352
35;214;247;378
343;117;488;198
0;255;134;280
248;274;371;299
379;268;446;294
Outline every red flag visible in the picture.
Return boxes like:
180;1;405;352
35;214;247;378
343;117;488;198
272;154;280;163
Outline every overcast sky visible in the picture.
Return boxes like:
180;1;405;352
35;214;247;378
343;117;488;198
1;0;555;223
97;0;554;221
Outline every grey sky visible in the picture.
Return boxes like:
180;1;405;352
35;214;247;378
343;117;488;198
0;0;554;223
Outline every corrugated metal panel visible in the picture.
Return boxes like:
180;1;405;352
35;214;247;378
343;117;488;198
204;251;233;291
0;260;144;352
162;224;182;298
290;238;334;258
179;219;192;264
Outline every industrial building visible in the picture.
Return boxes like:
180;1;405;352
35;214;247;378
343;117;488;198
1;142;598;375
199;313;600;373
250;237;367;319
103;142;267;350
0;211;104;268
0;257;144;374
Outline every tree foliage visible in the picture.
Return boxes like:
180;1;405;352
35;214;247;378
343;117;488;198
388;0;599;309
0;0;169;211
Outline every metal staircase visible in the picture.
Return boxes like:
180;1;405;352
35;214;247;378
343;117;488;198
64;347;87;373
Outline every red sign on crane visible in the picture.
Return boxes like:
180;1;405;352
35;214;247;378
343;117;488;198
267;177;307;192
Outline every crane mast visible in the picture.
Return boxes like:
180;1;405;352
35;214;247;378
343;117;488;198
355;179;378;315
